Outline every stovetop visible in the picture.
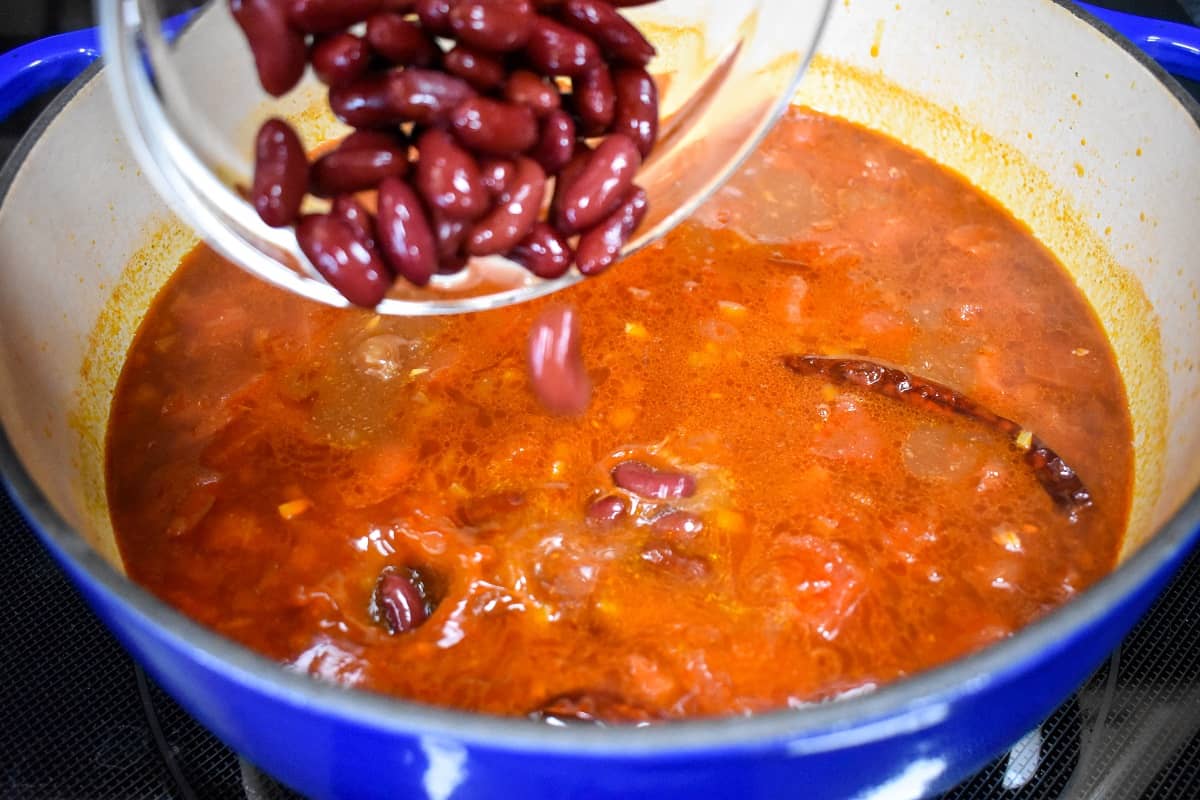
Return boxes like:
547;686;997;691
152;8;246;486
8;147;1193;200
1;2;1199;798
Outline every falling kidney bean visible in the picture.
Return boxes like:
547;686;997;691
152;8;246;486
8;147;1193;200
310;33;371;87
310;137;408;197
449;0;536;52
575;184;647;275
296;213;393;308
554;133;640;234
612;66;658;157
376;177;439;286
560;0;656;66
528;305;591;415
611;460;696;500
572;66;616;136
509;222;573;278
230;0;308;97
442;46;507;90
505;70;561;117
366;13;439;66
450;97;539;156
288;0;383;33
530;110;576;173
524;16;602;77
415;129;488;221
372;567;431;634
252;118;309;227
467;157;546;256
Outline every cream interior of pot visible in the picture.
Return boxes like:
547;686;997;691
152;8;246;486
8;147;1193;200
0;0;1197;575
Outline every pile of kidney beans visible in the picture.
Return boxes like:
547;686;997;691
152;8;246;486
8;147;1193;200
231;0;661;307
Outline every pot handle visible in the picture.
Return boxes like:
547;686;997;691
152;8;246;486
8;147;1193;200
1076;2;1200;82
0;12;195;123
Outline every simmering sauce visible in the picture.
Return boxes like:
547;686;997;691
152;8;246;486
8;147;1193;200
106;110;1132;720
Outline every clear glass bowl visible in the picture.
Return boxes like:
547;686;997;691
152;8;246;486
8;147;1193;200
98;0;832;315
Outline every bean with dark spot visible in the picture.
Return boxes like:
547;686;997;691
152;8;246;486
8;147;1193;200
415;129;488;220
449;0;535;52
575;184;646;275
505;70;561;117
524;16;601;77
415;0;455;35
442;46;507;90
585;494;626;525
331;195;377;248
467;157;545;255
450;97;538;155
571;66;615;135
288;0;382;32
611;459;695;499
554;133;639;233
366;13;439;66
311;137;408;197
530;109;575;173
296;213;393;308
389;68;477;125
372;567;431;634
251;118;309;227
509;222;573;278
527;304;591;415
311;33;371;87
479;158;516;197
651;510;703;540
376;177;439;286
230;0;308;97
561;0;655;65
612;66;657;156
329;73;403;128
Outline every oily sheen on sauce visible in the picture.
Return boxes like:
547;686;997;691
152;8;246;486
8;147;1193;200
105;110;1132;721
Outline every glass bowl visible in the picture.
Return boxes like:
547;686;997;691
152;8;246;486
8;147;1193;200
98;0;832;315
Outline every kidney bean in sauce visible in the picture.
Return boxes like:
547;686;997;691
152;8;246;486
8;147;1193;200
372;567;431;634
611;460;696;500
229;0;666;301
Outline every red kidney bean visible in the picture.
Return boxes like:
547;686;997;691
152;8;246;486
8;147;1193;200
575;184;646;274
527;304;590;415
311;33;371;87
311;138;409;196
467;157;545;256
288;0;382;32
571;66;615;135
431;209;469;263
415;0;455;35
340;128;408;152
372;567;430;634
450;97;538;155
376;177;439;285
585;494;626;525
549;144;590;227
504;70;561;117
479;158;516;197
442;46;507;91
554;133;639;233
449;0;535;53
509;222;573;278
252;118;309;227
331;195;377;248
389;68;476;125
415;129;488;221
524;16;601;77
612;66;657;156
296;213;393;307
366;13;438;66
230;0;308;97
611;459;695;500
529;109;575;173
561;0;655;66
651;509;703;540
330;73;402;127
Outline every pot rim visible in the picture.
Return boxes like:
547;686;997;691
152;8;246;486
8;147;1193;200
1;0;1198;758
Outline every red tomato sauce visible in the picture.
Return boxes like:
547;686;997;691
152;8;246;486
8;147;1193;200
106;110;1132;721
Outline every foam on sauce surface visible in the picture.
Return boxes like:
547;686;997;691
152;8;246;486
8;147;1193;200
106;110;1131;720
